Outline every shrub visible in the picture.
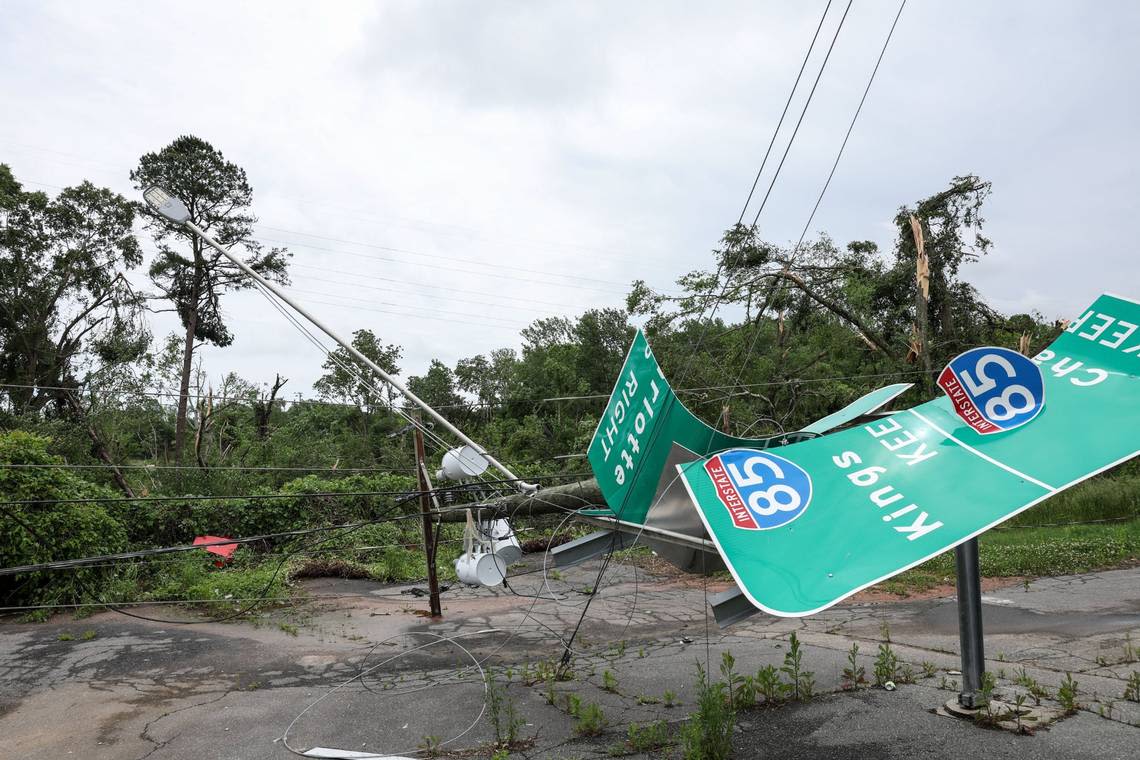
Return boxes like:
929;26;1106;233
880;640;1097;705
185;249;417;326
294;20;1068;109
0;431;127;607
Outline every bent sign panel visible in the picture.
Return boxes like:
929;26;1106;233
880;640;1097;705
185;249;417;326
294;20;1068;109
677;293;1140;617
587;330;912;524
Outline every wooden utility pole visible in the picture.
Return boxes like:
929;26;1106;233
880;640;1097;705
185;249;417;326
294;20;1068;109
413;421;443;619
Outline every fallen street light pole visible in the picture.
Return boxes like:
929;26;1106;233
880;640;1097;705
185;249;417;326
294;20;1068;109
141;186;536;494
954;537;987;708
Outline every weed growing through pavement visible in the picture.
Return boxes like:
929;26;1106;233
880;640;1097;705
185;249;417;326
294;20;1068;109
780;632;814;700
484;668;525;746
1123;671;1139;703
873;643;899;687
1058;673;1079;714
842;643;867;690
617;721;670;755
417;735;441;757
602;669;619;693
898;663;916;685
574;702;607;736
756;665;782;703
680;662;733;760
1013;667;1051;705
1123;634;1138;664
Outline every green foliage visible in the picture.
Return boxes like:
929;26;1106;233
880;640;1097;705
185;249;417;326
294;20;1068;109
573;701;606;736
417;735;441;757
1058;673;1079;713
144;549;286;604
755;665;782;704
484;668;524;746
842;643;867;690
873;643;899;687
313;329;402;412
601;669;618;693
622;721;670;754
0;431;127;606
680;662;734;760
0;165;146;414
780;633;814;700
1124;672;1140;703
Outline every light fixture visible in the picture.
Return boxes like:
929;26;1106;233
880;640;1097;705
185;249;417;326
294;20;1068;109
143;185;190;224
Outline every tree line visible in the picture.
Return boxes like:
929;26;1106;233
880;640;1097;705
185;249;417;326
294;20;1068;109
2;135;1064;495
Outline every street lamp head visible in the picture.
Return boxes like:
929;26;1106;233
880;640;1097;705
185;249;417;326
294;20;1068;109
143;186;190;224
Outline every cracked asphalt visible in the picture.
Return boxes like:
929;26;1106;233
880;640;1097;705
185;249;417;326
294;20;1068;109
1;560;1137;759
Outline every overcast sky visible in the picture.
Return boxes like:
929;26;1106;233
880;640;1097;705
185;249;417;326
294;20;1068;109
2;1;1136;397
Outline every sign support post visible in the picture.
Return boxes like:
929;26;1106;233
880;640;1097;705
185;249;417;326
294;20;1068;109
954;538;986;707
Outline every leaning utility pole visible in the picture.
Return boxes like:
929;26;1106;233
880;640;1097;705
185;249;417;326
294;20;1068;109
414;420;443;619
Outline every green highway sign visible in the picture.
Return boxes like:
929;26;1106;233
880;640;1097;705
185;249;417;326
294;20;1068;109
587;331;908;524
677;293;1140;616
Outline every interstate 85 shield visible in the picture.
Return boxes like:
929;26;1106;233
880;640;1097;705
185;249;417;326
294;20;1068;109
937;346;1045;435
702;448;813;531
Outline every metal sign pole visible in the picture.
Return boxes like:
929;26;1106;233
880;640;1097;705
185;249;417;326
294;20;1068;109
954;537;986;707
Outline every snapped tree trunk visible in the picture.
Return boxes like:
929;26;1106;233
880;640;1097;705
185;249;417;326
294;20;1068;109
64;391;135;498
254;373;287;440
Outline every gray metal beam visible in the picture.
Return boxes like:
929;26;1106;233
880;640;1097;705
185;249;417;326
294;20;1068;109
550;529;638;567
709;585;761;628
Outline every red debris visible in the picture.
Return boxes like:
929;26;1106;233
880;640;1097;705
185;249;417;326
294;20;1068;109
193;536;238;567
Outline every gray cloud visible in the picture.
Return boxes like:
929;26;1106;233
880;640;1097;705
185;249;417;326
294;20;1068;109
2;0;1137;394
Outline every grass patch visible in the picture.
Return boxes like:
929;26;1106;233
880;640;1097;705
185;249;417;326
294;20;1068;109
874;517;1140;596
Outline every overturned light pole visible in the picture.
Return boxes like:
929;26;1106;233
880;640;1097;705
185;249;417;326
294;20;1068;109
142;186;536;494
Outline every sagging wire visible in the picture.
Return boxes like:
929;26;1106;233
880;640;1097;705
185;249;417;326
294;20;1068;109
251;282;453;456
253;280;522;502
281;630;494;759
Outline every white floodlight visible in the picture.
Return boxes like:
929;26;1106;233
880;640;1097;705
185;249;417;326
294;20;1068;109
436;445;490;481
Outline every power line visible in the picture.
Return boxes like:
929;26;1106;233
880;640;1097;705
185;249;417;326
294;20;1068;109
254;226;638;291
256;234;631;296
673;1;852;393
288;261;579;310
287;276;567;318
729;1;905;401
0;463;418;473
281;287;526;329
793;0;907;250
0;489;418;508
0;503;530;576
737;0;834;224
0;367;932;410
750;0;853;228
